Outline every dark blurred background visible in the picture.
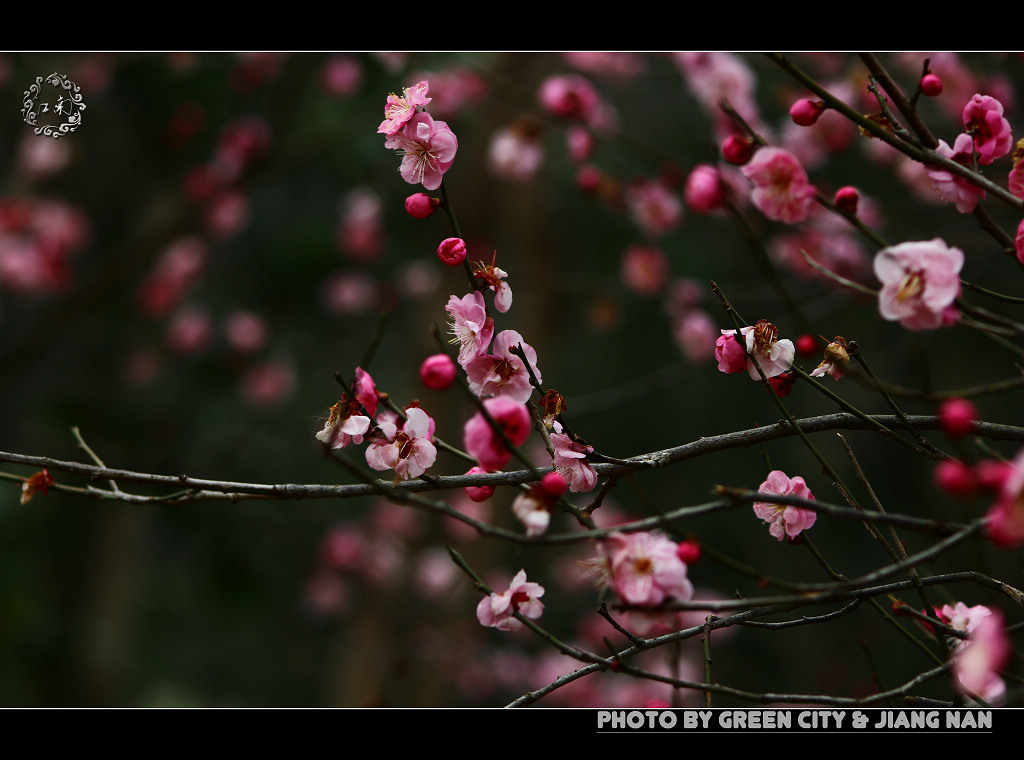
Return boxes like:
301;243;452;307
0;52;1020;706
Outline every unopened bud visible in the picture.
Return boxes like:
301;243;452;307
722;134;754;166
834;186;860;215
920;73;944;97
789;98;826;127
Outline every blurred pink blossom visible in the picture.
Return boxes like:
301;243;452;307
463;397;532;471
487;124;544;183
625;180;683;238
874;238;963;331
241;361;294;408
224;310;268;354
742;147;817;224
985;446;1024;548
621;244;669;295
928;134;986;213
953;609;1009;704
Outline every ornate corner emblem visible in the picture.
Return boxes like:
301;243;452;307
22;72;86;139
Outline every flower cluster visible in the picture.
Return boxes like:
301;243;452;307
715;320;795;381
381;81;458;192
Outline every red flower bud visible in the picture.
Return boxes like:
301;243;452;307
436;237;467;267
834;186;860;215
405;192;440;219
789;99;826;127
920;73;944;97
722;134;754;166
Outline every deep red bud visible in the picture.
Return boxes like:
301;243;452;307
934;459;978;497
405;193;440;219
676;539;701;565
795;334;818;357
722;134;754;166
938;397;978;438
834;186;860;215
920;73;944;97
789;99;826;127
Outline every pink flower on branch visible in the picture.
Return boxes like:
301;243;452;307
446;291;494;369
465;330;541;404
874;238;963;331
927;134;986;213
463;397;532;471
550;431;598;493
377;80;431;136
365;406;438;482
952;608;1010;704
384;112;458;192
512;472;567;537
753;470;817;541
985;446;1024;548
741;147;816;224
473;252;512;313
596;531;695;608
715;321;795;381
962;94;1013;165
476;569;545;631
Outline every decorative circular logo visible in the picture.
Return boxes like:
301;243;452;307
22;72;86;139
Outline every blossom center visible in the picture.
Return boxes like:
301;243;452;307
633;557;653;576
897;269;925;302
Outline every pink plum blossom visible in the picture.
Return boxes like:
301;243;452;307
476;569;545;631
753;470;817;541
874;239;963;331
716;322;795;381
625;179;684;238
511;473;567;538
538;74;600;121
597;531;695;608
1009;155;1024;200
927;134;986;213
985;446;1024;548
741;147;816;224
316;399;372;450
473;253;512;313
487;123;544;182
465;330;541;404
672;309;717;364
446;291;494;368
384;112;458;192
377;80;431;136
463;397;532;471
939;602;994;652
621;245;669;295
962;94;1013;165
953;608;1009;704
337;187;384;263
550;431;598;493
715;329;749;374
1016;218;1024;266
365;406;437;482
